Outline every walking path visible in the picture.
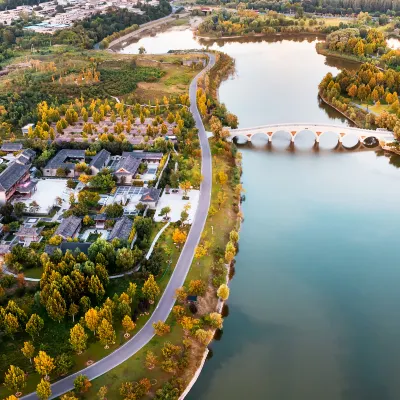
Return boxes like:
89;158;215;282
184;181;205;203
20;52;215;399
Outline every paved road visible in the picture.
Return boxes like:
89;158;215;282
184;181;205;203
21;52;215;400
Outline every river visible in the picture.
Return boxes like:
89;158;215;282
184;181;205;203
122;25;400;400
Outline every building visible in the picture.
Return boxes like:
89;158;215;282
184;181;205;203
0;162;32;205
55;215;82;239
43;149;85;177
122;151;163;163
16;149;36;165
89;149;111;175
140;187;161;209
1;143;23;153
15;226;43;245
114;154;141;185
21;123;35;135
94;213;107;229
108;216;133;242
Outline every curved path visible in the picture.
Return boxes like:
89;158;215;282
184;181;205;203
21;52;215;400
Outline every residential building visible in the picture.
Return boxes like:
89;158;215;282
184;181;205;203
1;143;23;153
0;162;32;205
122;151;163;163
89;149;111;175
140;187;161;209
43;149;85;177
21;123;35;135
16;149;36;165
114;154;141;185
15;226;43;245
108;216;133;242
55;215;82;239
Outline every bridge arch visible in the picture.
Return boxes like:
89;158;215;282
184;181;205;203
249;131;271;142
293;129;318;142
270;130;293;142
231;133;250;143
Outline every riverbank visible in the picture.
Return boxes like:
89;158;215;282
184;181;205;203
196;30;327;41
318;93;361;127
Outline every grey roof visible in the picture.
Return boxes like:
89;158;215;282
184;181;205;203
44;244;58;256
21;149;36;159
16;226;43;237
1;143;23;152
108;216;133;241
55;216;82;238
122;151;163;160
89;149;111;170
140;187;161;203
115;154;141;175
45;149;85;170
0;162;30;192
16;154;30;165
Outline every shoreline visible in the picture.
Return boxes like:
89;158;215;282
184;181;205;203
196;30;327;41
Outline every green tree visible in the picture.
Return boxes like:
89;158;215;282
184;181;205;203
68;303;79;323
88;275;105;303
4;313;19;338
26;314;44;338
46;289;66;322
74;374;91;393
116;247;135;271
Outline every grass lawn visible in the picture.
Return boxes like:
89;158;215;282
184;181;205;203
23;266;43;279
86;233;101;242
361;102;391;115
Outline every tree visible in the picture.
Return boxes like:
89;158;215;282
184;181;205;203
85;308;99;333
14;202;26;218
68;303;79;323
209;312;223;329
175;287;187;303
88;275;105;303
189;279;206;296
104;203;123;218
195;328;214;345
60;392;78;400
116;247;135;271
4;365;26;393
55;353;74;376
97;318;116;348
180;316;195;332
127;282;137;301
217;171;228;186
225;241;236;264
229;230;239;244
34;351;55;379
142;274;160;302
97;386;108;400
172;228;187;246
74;374;91;393
122;315;136;335
70;323;88;354
26;314;44;338
172;305;186;320
217;284;230;300
36;379;51;400
153;320;170;336
160;206;171;220
145;351;158;370
138;46;146;54
21;341;35;363
217;191;228;209
180;181;191;197
4;313;19;338
46;289;66;322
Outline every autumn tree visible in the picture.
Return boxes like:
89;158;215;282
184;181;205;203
97;318;116;348
195;329;214;345
172;305;186;320
4;313;19;338
36;379;51;400
179;180;191;197
217;284;230;301
122;315;136;335
153;320;171;336
4;365;26;393
172;228;187;246
21;341;35;363
142;274;160;302
74;374;91;393
97;386;108;400
188;279;206;296
26;314;44;338
145;351;158;370
68;303;79;323
217;170;228;186
85;308;99;334
34;351;55;379
347;84;358;98
70;323;88;354
209;312;223;329
175;286;187;303
180;316;196;332
46;289;66;322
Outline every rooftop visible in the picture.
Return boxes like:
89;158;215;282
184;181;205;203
16;226;43;237
108;216;133;241
122;151;163;160
115;154;141;175
55;215;82;238
140;187;161;203
89;149;111;170
1;143;23;152
45;149;85;170
0;162;30;192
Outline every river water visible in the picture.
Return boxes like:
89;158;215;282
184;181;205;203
122;26;400;400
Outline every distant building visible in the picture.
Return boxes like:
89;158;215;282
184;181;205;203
1;143;23;153
122;151;163;163
89;149;111;175
55;215;82;239
0;162;32;205
15;226;43;245
43;149;85;177
21;123;35;135
114;154;141;185
140;187;161;209
108;216;133;242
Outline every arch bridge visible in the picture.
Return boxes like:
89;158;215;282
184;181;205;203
227;123;395;147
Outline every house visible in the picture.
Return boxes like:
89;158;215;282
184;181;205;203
15;226;43;245
1;143;23;153
89;149;111;175
108;216;133;242
0;162;31;205
16;149;36;165
94;213;107;229
21;123;35;135
55;215;82;239
139;187;161;209
114;154;141;185
122;151;163;163
43;149;85;177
